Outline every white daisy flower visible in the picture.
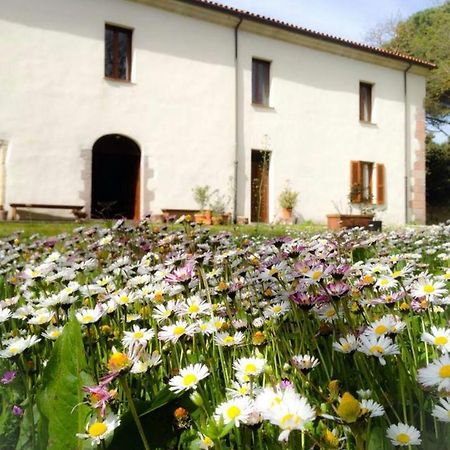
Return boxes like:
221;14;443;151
122;325;154;348
226;381;253;398
130;351;162;374
177;295;211;318
357;335;400;365
42;325;63;340
158;320;197;343
431;397;450;422
198;433;214;449
364;315;405;337
214;396;254;427
0;307;12;323
386;423;421;447
75;304;104;325
214;331;245;347
418;354;450;391
375;276;398;290
263;301;290;319
356;389;372;399
233;357;266;382
411;276;447;300
28;308;55;325
169;363;209;393
0;335;41;358
291;354;320;372
76;413;120;445
152;300;177;323
332;334;358;353
422;326;450;352
360;399;385;417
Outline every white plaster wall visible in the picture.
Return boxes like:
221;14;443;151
0;0;427;223
0;0;236;217
237;31;413;225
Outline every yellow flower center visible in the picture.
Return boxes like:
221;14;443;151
173;326;185;335
8;346;19;355
280;413;294;426
120;295;129;303
182;374;198;386
108;352;129;371
312;271;322;280
202;436;213;446
380;278;389;285
50;330;61;338
326;308;336;318
154;291;163;302
435;336;448;346
342;343;351;352
224;336;235;345
370;345;384;355
133;331;144;339
396;433;410;444
83;315;94;323
227;405;241;419
88;422;107;438
245;363;257;374
188;304;200;313
374;325;388;335
439;364;450;378
272;305;282;313
423;284;435;294
392;271;402;278
363;274;374;284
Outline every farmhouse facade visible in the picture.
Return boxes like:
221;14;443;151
0;0;432;224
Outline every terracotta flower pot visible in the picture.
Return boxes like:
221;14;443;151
280;207;293;220
327;214;374;230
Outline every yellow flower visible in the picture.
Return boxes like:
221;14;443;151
337;392;361;423
323;428;339;448
108;350;129;372
252;331;266;345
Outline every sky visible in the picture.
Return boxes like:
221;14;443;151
217;0;440;43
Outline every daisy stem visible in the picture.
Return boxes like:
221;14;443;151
120;376;151;450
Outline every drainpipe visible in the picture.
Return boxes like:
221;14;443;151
404;63;412;224
233;17;243;223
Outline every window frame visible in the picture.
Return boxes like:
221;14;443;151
350;160;385;205
105;24;133;82
252;58;271;106
359;82;373;123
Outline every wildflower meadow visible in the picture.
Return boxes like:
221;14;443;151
0;219;449;449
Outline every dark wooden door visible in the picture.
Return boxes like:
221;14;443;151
251;150;270;223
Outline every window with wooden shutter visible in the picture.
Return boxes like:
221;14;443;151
376;163;385;204
359;82;373;122
350;160;362;203
252;59;271;106
105;24;132;81
350;161;374;203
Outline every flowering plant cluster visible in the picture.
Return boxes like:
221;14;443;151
0;219;449;449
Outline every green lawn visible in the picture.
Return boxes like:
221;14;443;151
0;220;326;239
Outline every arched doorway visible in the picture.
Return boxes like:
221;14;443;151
91;134;140;219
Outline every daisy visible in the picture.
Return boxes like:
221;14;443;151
158;320;197;343
214;331;245;347
375;276;398;290
198;433;214;449
130;351;162;374
357;335;400;365
76;413;120;445
360;399;385;417
263;301;290;319
411;276;447;300
422;326;450;352
332;334;358;354
291;354;320;373
233;357;266;382
42;325;63;340
386;423;421;447
214;396;254;427
75;305;104;325
364;315;405;337
177;295;211;318
418;354;450;391
0;308;12;323
152;301;177;323
28;308;55;325
0;335;41;358
122;325;154;349
226;381;253;398
431;397;450;422
169;363;209;393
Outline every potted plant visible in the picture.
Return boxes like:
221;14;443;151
278;182;299;221
192;185;212;225
209;192;230;225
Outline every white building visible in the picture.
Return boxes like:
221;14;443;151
0;0;433;224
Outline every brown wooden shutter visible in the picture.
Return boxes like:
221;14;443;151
376;163;385;204
350;161;362;203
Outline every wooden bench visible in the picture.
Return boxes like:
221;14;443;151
10;203;85;220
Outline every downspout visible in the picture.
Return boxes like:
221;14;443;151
233;17;243;223
404;63;412;224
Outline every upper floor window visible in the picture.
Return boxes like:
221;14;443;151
105;24;132;81
252;59;271;106
359;82;373;122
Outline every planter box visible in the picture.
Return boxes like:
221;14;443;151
327;214;374;230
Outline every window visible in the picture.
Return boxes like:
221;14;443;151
105;24;132;81
359;82;373;122
252;59;271;106
350;161;385;204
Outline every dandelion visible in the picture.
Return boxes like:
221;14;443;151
422;326;450;352
169;363;209;393
431;397;450;422
418;354;450;391
214;396;254;427
386;423;421;447
76;413;120;445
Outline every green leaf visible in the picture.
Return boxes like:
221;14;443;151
36;314;93;450
367;426;388;450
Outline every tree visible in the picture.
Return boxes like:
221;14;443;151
366;2;450;135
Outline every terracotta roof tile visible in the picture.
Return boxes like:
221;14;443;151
180;0;435;69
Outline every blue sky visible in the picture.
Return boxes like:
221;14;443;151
218;0;440;42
